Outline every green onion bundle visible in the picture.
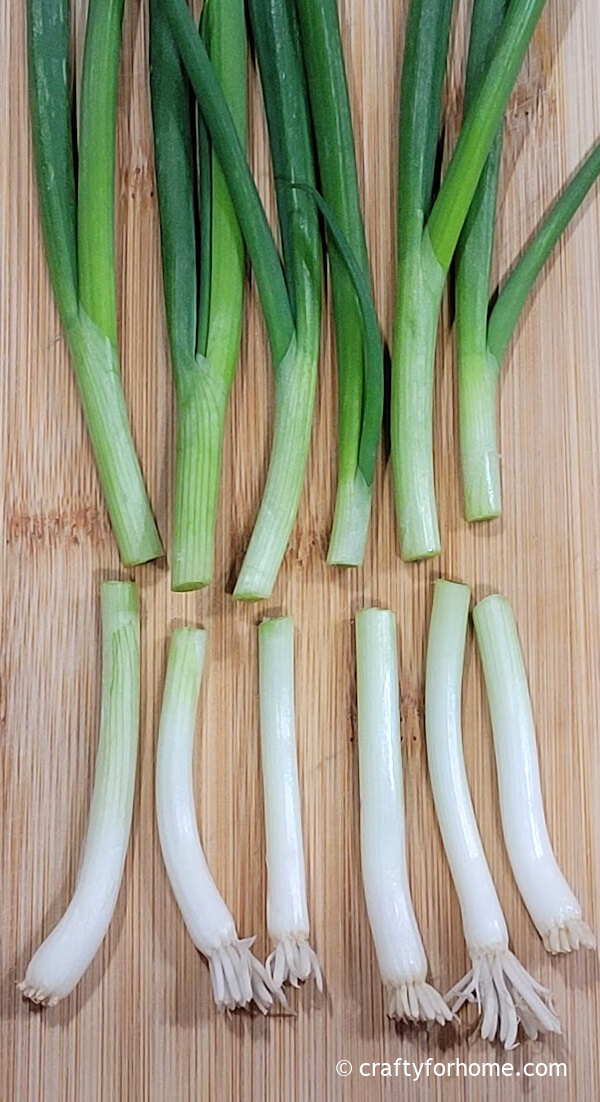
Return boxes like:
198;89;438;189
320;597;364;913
150;0;246;590
393;0;548;561
162;0;322;600
456;0;600;521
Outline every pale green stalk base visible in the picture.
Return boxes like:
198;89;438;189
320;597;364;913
392;236;445;561
327;471;373;566
234;339;316;600
67;314;163;566
20;581;140;1005
459;351;501;521
171;362;229;591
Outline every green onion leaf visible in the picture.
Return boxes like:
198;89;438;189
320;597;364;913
295;0;383;566
28;0;162;566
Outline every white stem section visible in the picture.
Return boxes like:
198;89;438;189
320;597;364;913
473;595;595;954
355;608;450;1024
156;628;284;1013
425;581;560;1045
258;617;322;991
20;582;140;1005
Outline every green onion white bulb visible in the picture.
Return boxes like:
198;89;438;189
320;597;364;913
355;608;451;1024
473;595;595;954
425;581;560;1046
258;617;322;990
20;581;140;1005
156;627;285;1013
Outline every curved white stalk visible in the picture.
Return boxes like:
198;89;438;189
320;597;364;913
258;617;322;991
425;581;560;1046
473;595;595;955
20;581;140;1005
355;608;450;1025
156;628;284;1013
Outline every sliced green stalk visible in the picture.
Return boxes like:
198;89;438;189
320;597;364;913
456;0;507;521
295;0;383;566
27;0;162;566
20;582;140;1005
150;0;246;589
258;617;322;990
425;581;560;1046
164;0;322;599
473;595;595;954
355;608;451;1024
393;0;547;560
233;0;322;599
392;0;454;561
156;628;285;1012
459;142;600;522
457;1;600;522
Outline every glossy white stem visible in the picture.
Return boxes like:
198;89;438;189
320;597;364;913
356;607;450;1024
473;595;595;954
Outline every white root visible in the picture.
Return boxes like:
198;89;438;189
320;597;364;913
266;934;323;992
18;981;59;1008
386;980;453;1026
543;918;596;955
446;947;561;1048
207;937;286;1014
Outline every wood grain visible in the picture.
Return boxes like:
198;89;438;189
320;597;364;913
2;0;599;1098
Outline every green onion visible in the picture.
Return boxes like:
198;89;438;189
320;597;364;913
150;0;245;590
295;0;383;566
458;139;600;522
156;627;285;1012
163;0;321;600
233;0;322;599
27;0;162;566
355;608;451;1024
425;580;560;1045
473;594;596;954
20;582;140;1005
258;617;322;990
393;0;547;561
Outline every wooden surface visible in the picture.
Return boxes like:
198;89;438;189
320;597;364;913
2;0;600;1098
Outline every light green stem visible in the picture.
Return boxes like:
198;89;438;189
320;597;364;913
391;235;445;561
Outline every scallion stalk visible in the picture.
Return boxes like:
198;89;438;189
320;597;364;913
27;0;162;566
473;594;596;954
156;628;285;1012
163;0;322;600
20;582;140;1005
150;0;245;590
294;0;383;566
233;0;322;599
355;608;451;1024
457;8;600;522
393;0;547;561
425;580;560;1045
258;617;322;990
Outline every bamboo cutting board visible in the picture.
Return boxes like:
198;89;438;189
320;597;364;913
2;0;600;1098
